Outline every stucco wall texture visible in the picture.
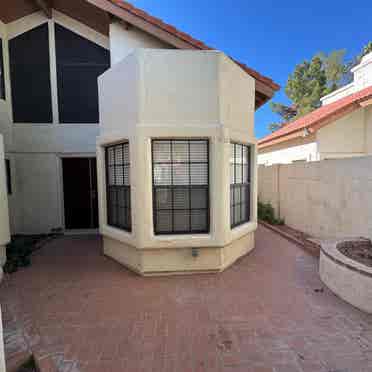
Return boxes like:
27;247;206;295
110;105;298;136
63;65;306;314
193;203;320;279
0;135;10;269
97;49;258;275
258;156;372;240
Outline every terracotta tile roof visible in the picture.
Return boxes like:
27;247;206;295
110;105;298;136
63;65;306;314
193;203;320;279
108;0;279;91
258;85;372;148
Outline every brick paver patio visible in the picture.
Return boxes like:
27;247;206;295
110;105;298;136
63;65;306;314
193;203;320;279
1;226;372;372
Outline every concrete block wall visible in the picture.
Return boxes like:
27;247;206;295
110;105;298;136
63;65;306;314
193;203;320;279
258;156;372;240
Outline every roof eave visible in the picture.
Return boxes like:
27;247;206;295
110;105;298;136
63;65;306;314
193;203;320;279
86;0;280;107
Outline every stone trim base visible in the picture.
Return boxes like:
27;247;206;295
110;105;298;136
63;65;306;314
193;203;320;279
103;232;255;276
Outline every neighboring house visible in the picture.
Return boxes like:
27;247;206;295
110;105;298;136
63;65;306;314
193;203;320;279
258;52;372;165
0;0;278;235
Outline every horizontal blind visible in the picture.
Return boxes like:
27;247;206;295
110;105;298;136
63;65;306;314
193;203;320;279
106;142;131;232
230;142;251;228
152;139;209;234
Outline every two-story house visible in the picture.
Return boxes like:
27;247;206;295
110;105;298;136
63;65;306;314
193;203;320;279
0;0;278;235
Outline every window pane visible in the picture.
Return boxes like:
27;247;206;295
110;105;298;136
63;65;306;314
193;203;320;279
152;139;209;234
0;38;5;100
243;163;249;183
109;204;118;226
115;145;123;164
118;207;126;228
191;164;208;185
234;204;241;224
117;187;125;207
155;188;172;209
115;166;123;185
191;188;207;209
9;23;53;123
241;203;249;222
230;142;251;228
235;164;242;184
154;164;171;185
234;187;241;205
190;141;208;162
242;146;249;164
173;188;189;209
124;165;130;186
173;163;189;185
5;159;11;194
241;185;248;204
108;147;115;165
172;141;189;162
55;24;110;123
123;144;130;163
174;210;190;232
191;210;207;231
156;211;172;233
106;143;131;232
108;188;117;205
235;144;243;164
153;141;171;162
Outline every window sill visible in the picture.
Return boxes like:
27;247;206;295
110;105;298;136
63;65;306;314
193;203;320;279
100;224;135;247
230;220;257;241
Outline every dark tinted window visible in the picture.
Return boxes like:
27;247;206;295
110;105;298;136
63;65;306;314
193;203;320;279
55;24;110;123
9;23;53;123
5;159;11;195
0;38;5;100
152;139;209;235
106;143;131;232
230;143;251;228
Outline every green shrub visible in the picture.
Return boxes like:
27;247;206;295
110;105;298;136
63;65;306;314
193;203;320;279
3;237;38;274
258;201;284;225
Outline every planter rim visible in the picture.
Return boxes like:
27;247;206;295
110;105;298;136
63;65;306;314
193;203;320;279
320;238;372;279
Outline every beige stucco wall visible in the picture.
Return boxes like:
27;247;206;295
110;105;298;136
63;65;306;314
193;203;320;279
258;135;318;165
109;21;172;66
0;135;10;268
97;50;257;275
258;155;372;240
257;164;280;215
317;109;367;159
0;11;177;234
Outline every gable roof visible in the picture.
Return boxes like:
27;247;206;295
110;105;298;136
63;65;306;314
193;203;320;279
1;0;279;107
258;85;372;149
86;0;279;107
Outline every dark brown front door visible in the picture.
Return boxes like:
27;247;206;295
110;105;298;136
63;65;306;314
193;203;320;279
62;157;98;230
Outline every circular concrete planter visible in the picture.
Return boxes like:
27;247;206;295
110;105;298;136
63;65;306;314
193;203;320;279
319;238;372;313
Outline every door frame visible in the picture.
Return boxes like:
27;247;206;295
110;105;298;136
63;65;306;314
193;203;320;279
58;153;99;234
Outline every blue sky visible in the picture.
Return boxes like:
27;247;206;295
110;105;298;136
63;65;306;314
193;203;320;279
129;0;371;139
